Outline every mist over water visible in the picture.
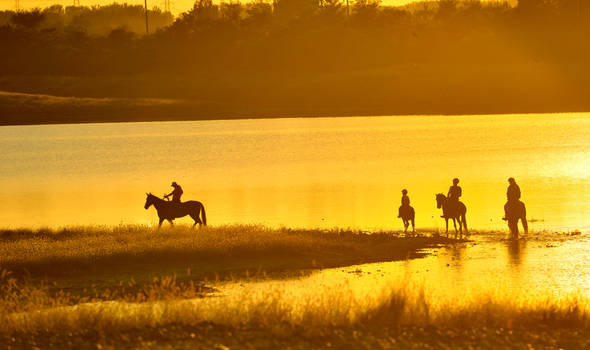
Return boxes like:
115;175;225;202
1;113;589;232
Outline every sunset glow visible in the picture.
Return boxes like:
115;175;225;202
1;0;589;348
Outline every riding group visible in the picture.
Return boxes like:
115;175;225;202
398;177;528;239
145;178;528;239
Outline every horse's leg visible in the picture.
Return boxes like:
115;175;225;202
508;220;518;239
462;213;468;235
158;217;164;229
521;217;528;235
411;218;415;233
190;212;202;228
521;203;528;234
167;219;174;227
445;218;449;237
452;218;458;238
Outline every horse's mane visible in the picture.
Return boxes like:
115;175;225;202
147;193;164;201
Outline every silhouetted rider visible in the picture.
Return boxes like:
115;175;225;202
164;182;183;203
506;177;521;202
445;178;462;217
398;189;410;218
447;178;462;202
504;177;521;220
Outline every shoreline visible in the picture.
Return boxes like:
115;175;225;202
0;225;455;298
2;98;589;127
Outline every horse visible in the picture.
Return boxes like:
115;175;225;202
144;193;207;228
435;193;468;239
504;200;527;239
399;205;415;234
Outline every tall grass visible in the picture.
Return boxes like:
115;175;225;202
1;274;588;334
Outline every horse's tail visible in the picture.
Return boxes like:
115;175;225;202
200;203;207;226
461;213;468;233
461;207;468;234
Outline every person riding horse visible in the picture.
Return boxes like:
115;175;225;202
164;182;183;203
504;177;520;218
444;178;462;217
503;177;528;236
397;189;415;233
398;189;410;218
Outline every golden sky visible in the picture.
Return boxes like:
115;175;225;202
1;0;420;15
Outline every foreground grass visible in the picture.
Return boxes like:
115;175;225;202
0;225;449;298
1;225;588;348
1;277;588;349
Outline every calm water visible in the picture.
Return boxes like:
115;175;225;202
1;113;590;231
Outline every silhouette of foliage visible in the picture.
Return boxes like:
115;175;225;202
1;0;589;122
10;10;45;29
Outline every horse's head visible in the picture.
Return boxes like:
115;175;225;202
436;193;446;209
144;193;155;209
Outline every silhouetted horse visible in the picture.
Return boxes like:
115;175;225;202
436;193;468;239
504;200;527;239
144;193;207;228
399;205;415;234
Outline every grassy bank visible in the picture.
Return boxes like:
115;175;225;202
0;225;450;298
2;62;590;125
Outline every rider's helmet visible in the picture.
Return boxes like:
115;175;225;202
453;178;459;185
402;189;408;194
171;181;178;187
508;177;515;184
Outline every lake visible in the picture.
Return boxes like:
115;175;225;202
1;113;590;232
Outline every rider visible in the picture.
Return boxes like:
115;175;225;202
398;189;410;218
503;177;521;220
164;181;183;203
444;178;462;217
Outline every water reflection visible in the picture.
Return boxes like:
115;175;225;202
506;240;526;269
218;233;589;305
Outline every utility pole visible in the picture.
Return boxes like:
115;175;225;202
15;0;19;11
144;0;149;35
346;0;349;18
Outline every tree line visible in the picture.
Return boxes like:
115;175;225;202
1;0;589;101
